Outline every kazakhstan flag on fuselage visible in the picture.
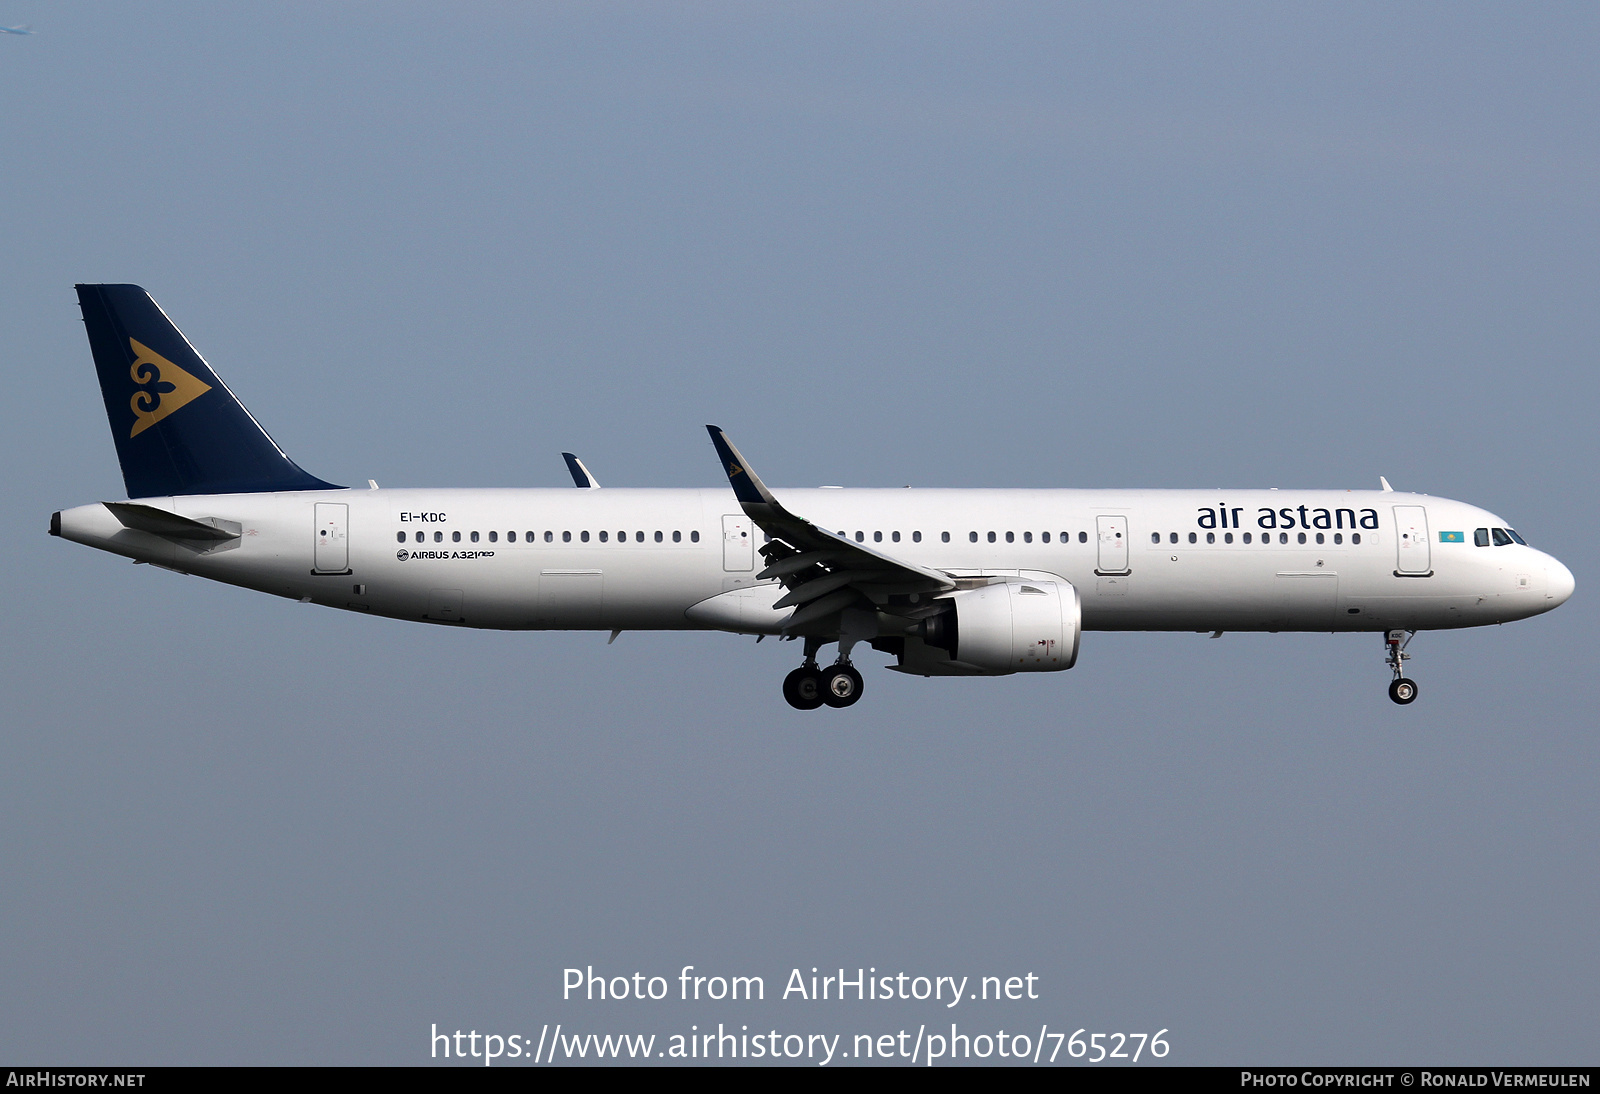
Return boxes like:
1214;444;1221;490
1439;530;1465;543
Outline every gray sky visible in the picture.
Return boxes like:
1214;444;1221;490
3;2;1595;1065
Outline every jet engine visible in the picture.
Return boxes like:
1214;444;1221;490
897;580;1081;676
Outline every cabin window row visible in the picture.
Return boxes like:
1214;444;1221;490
398;530;701;544
839;531;1095;545
1151;530;1362;546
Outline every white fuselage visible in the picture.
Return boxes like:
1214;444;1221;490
55;486;1573;635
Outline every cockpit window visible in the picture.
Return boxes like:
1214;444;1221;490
1491;528;1513;547
1474;528;1490;547
1506;528;1526;545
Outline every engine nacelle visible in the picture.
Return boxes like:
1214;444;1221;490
899;580;1081;676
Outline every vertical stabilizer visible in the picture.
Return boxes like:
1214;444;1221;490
75;284;340;497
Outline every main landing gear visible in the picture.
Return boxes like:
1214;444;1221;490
1385;629;1418;705
782;637;865;710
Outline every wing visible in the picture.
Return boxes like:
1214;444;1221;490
705;426;955;633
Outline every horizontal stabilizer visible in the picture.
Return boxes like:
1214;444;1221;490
104;502;240;542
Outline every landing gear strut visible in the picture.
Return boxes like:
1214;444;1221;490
1385;629;1418;705
781;636;865;710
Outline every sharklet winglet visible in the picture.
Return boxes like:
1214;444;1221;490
705;425;775;507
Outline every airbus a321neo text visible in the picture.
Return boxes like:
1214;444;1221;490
52;286;1575;709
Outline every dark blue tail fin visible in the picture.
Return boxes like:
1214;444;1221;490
75;284;340;497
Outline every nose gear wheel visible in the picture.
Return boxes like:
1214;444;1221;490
1384;630;1418;705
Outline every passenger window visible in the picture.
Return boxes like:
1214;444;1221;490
892;531;901;543
1042;532;1051;543
987;532;997;543
1242;532;1251;543
970;532;978;543
416;531;424;543
1333;533;1342;544
673;531;682;543
1169;532;1178;544
1224;532;1233;544
691;530;700;543
598;531;608;542
489;531;498;543
1005;531;1014;543
1023;531;1032;543
1279;533;1288;544
1078;531;1087;543
1352;533;1361;545
471;531;480;543
580;531;589;542
1206;532;1215;544
1297;532;1306;544
1492;528;1512;546
873;531;882;543
1188;532;1197;544
1315;532;1323;544
396;531;406;543
506;531;515;542
855;531;864;542
434;531;443;543
654;531;663;543
912;531;922;543
448;531;458;543
940;531;948;543
1151;532;1160;544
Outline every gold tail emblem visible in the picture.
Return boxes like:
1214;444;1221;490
128;338;211;438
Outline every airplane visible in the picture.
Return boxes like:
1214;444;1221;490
51;284;1575;709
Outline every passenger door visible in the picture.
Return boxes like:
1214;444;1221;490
1393;505;1431;575
722;514;754;571
1096;514;1129;574
313;502;349;573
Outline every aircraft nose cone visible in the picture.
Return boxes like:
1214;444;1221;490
1546;558;1575;607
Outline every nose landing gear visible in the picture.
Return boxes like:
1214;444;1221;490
1385;629;1418;705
